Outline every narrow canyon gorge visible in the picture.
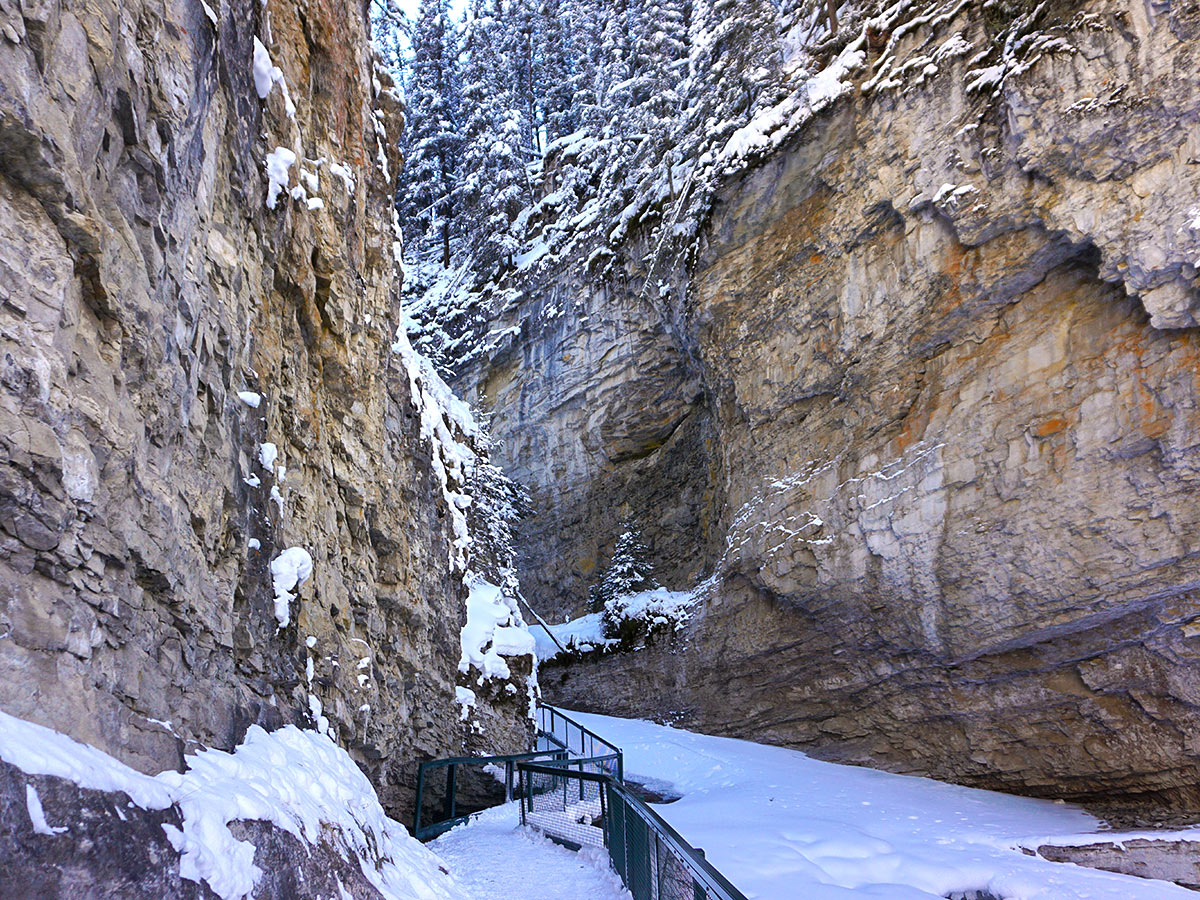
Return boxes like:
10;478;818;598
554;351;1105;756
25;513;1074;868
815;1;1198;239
2;0;1200;895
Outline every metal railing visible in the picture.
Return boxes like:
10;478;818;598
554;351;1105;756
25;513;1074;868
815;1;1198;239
537;704;624;782
412;710;624;844
519;761;611;851
413;749;566;840
516;760;748;900
415;704;745;898
412;704;621;840
606;778;747;900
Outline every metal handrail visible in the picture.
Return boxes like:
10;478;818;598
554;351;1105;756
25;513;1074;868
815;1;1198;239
515;760;748;900
540;704;622;755
414;747;568;839
609;778;748;900
537;728;570;751
538;704;624;781
528;752;622;768
518;761;613;782
418;749;560;770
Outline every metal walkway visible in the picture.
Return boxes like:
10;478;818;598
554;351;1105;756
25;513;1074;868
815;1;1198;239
415;705;747;900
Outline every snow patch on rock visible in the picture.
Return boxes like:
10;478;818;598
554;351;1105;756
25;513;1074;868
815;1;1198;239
0;709;463;900
269;547;313;629
252;37;296;117
258;442;278;472
264;148;297;211
458;577;534;683
391;322;479;573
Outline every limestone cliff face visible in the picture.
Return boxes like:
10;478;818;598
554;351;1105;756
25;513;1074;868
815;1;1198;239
462;0;1200;816
0;0;526;823
460;271;724;621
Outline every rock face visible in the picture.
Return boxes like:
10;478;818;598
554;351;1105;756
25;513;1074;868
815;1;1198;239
462;0;1200;817
0;751;434;900
1031;837;1200;889
0;0;527;833
0;761;214;900
460;273;723;621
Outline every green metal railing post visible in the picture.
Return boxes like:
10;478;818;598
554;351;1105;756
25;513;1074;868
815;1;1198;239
446;763;457;824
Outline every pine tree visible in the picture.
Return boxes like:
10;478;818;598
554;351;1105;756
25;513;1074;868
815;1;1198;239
589;526;659;614
456;0;532;274
398;0;791;371
631;0;690;120
369;0;409;79
596;0;635;127
400;0;462;269
500;0;543;158
781;0;839;39
465;427;529;600
690;0;781;127
537;0;579;144
541;0;609;210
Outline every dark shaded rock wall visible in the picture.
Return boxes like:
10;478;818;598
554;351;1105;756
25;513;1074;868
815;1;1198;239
460;274;724;621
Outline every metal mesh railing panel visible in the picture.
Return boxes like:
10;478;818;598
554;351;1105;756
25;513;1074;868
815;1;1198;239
603;779;745;900
537;706;623;780
625;802;652;900
656;833;699;900
522;764;607;850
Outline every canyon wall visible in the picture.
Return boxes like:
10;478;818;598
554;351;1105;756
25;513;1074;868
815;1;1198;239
0;0;527;828
462;271;724;621
464;0;1200;817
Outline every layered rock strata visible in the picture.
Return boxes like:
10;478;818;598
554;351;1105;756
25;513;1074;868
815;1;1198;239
0;0;528;829
464;0;1200;816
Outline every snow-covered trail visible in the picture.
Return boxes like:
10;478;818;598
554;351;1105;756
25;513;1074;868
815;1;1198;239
431;802;632;900
568;710;1198;900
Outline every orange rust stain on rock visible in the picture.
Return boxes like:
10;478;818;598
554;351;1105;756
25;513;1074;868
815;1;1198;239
941;241;967;280
1134;382;1170;441
930;243;969;321
1033;416;1069;438
895;401;932;454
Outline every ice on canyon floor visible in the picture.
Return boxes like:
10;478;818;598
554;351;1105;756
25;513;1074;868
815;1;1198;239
563;710;1197;900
